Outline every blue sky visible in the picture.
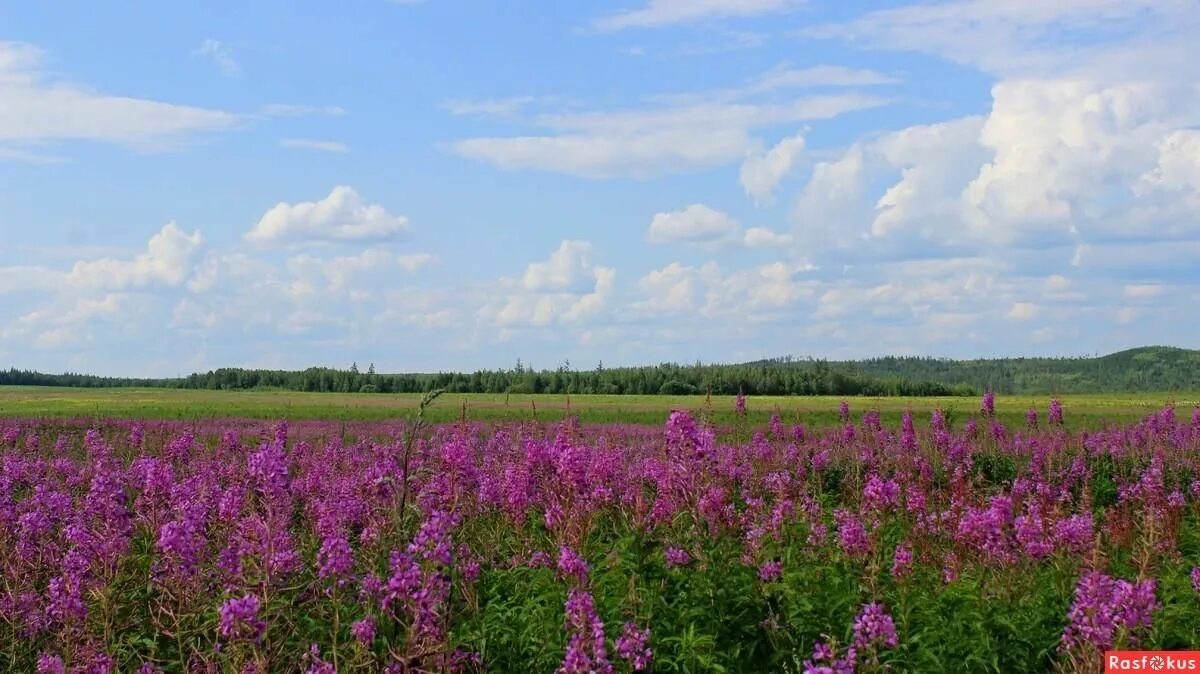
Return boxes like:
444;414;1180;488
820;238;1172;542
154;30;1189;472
2;0;1199;376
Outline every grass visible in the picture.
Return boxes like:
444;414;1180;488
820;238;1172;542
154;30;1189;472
1;386;1196;427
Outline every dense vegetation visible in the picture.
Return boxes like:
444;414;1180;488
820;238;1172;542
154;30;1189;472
814;346;1200;394
1;361;968;397
3;399;1199;672
4;346;1197;396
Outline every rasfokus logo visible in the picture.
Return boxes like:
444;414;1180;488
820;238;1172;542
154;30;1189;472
1106;651;1200;672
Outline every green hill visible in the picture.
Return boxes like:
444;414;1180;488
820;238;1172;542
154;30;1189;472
811;346;1200;394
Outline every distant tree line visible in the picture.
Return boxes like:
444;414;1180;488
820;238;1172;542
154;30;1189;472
828;346;1200;394
744;346;1200;394
6;346;1195;396
1;360;969;397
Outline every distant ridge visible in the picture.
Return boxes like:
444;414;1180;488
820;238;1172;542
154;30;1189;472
747;346;1200;394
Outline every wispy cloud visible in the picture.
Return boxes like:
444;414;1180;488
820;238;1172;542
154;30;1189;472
0;41;237;152
452;64;887;178
193;39;240;76
259;104;347;118
595;0;804;31
279;138;349;153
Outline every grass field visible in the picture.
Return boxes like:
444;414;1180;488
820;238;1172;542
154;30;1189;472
2;385;1196;427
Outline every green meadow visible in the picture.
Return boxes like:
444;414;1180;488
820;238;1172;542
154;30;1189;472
1;386;1194;428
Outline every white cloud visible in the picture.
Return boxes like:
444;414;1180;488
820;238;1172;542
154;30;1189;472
259;104;347;117
962;80;1198;243
285;248;429;295
522;240;601;292
870;117;988;239
193;39;239;76
454;129;754;178
442;96;545;117
68;222;204;291
0;41;237;150
743;227;794;248
0;146;65;164
740;132;805;200
1044;275;1072;294
1123;284;1164;299
453;66;887;178
647;204;741;245
246;186;410;246
636;260;813;319
1138;130;1200;194
637;262;701;312
397;253;434;272
1007;302;1038;321
0;265;64;294
657;64;898;105
279;138;348;153
595;0;802;31
804;0;1187;78
482;241;616;328
10;293;129;349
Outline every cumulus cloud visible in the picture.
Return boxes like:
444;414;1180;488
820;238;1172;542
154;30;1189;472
740;132;805;200
68;222;204;291
246;186;410;246
636;260;813;320
743;227;794;248
645;204;793;249
481;241;616;328
647;204;741;245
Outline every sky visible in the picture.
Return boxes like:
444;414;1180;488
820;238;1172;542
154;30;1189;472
1;1;1199;377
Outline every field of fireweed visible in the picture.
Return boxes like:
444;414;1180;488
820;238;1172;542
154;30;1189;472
3;395;1200;673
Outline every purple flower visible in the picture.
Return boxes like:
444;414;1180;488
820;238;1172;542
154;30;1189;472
804;640;857;674
305;644;336;674
1061;571;1158;651
664;546;691;569
557;545;589;585
218;594;266;641
863;474;900;512
734;393;747;417
559;589;612;674
1048;398;1064;425
1053;514;1094;555
981;390;996;417
758;560;783;583
317;535;355;583
615;622;653;671
352;616;377;645
834;509;871;558
1191;567;1200;594
1026;407;1039;428
36;654;66;674
853;602;899;650
891;543;913;580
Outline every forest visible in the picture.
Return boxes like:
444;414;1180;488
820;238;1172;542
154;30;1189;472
3;346;1197;395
